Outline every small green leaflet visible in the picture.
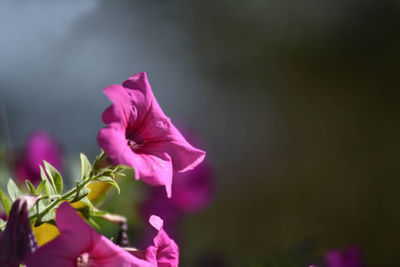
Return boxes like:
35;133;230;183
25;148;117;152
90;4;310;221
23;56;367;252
80;153;91;180
79;196;95;214
7;179;22;202
71;186;91;203
25;180;37;194
40;165;55;195
44;161;63;194
36;180;46;195
94;176;120;194
0;189;11;216
87;217;100;229
0;218;6;232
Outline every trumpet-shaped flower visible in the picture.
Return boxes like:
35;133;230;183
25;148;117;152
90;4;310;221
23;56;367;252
26;202;179;267
0;196;38;266
98;72;205;197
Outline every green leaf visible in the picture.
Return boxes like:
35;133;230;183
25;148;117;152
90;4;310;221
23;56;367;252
44;161;63;194
7;179;22;202
80;153;91;180
0;189;11;216
40;166;55;195
79;196;95;213
25;180;37;194
71;186;91;203
36;180;46;195
87;217;100;229
115;164;131;172
44;182;51;196
94;176;120;194
0;218;6;232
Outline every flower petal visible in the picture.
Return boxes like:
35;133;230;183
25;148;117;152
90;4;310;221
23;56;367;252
102;84;137;129
26;202;95;267
145;215;179;267
136;104;206;172
98;126;174;197
27;202;155;267
91;236;153;267
25;237;77;267
0;196;38;266
122;73;206;172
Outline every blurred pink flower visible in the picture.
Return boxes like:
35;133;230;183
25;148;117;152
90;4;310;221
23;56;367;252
14;131;63;185
26;202;179;267
325;246;364;267
171;158;214;213
0;196;38;266
98;72;205;197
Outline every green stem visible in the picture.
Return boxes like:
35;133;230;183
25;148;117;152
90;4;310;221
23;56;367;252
29;178;92;222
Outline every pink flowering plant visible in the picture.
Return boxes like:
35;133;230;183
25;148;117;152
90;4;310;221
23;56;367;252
0;72;205;266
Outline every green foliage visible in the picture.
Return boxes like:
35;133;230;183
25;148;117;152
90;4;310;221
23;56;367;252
80;197;95;214
0;189;11;217
80;153;91;180
25;180;36;194
94;176;120;194
40;166;55;195
0;152;130;229
0;218;6;232
44;161;63;194
7;179;22;202
71;184;91;203
36;180;46;195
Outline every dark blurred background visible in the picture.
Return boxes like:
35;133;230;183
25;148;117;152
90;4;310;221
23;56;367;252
1;0;400;266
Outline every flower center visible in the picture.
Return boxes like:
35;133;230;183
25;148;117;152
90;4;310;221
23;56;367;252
127;139;146;150
76;252;95;267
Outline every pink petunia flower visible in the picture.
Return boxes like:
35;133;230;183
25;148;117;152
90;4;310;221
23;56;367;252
0;196;38;266
14;130;63;185
98;72;205;197
25;202;179;267
325;246;364;267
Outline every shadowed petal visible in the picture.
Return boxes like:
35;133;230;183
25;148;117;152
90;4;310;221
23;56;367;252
0;196;38;266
